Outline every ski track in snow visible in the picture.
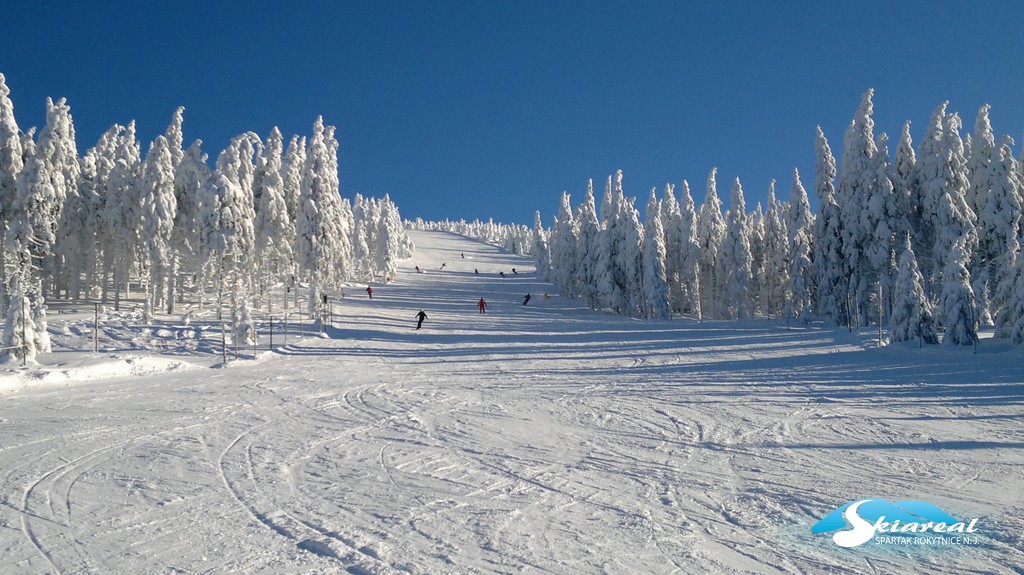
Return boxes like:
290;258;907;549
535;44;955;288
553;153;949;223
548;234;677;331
0;229;1022;574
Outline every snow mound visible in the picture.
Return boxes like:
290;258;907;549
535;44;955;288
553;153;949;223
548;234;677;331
0;354;199;392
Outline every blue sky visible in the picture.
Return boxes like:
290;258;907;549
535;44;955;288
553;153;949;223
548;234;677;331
3;1;1022;225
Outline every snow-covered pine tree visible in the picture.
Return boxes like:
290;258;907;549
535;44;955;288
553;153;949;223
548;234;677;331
965;105;995;230
785;169;814;322
938;234;978;345
931;112;977;299
718;178;754;320
33;97;80;300
660;183;684;312
297;117;347;313
234;299;256;348
104;121;142;310
206;134;258;319
531;211;551;280
909;100;954;292
642;188;670;319
696;168;726;319
549;191;578;297
575;180;602;309
138;135;177;322
0;73;25;314
607;172;645;318
762;181;790;318
749;201;766;315
677;180;702;319
595;175;623;313
864;133;899;323
1;277;40;364
813;126;847;326
890;235;938;344
253;127;295;311
837;89;879;327
169;140;210;312
980;137;1022;333
375;194;412;280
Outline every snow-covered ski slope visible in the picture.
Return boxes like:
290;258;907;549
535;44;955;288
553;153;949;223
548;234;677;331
1;230;1022;574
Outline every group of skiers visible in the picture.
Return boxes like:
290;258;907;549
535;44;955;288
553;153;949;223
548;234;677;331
361;283;532;329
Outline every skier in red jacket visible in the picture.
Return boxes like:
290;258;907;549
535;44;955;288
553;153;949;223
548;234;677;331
478;298;487;314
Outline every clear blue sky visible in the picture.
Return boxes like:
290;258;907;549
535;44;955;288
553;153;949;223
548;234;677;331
3;1;1022;225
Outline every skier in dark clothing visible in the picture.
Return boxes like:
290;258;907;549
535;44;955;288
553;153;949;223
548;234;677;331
478;298;487;314
475;268;479;274
440;263;447;270
415;310;428;330
512;268;518;274
499;271;506;278
366;286;373;299
522;293;531;305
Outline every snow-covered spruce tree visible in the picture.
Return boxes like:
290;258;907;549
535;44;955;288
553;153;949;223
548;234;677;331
677;181;702;318
377;194;412;279
350;194;373;281
642;188;670;319
234;299;256;348
169;140;210;312
931;113;977;302
549;191;578;297
204;134;258;320
966;105;995;233
762;180;790;318
837;89;880;327
983;137;1023;332
282;134;306;225
890;235;938;344
575;180;602;309
1;276;40;363
1008;245;1024;344
104;121;142;310
3;106;79;350
696;168;726;319
660;183;684;312
595;175;623;313
138;135;177;322
531;211;551;280
938;234;978;345
813;126;847;326
617;178;646;318
718;178;754;320
785;168;814;321
0;73;25;315
749;202;765;315
864;133;900;324
253;127;295;311
909;102;975;295
297;117;348;313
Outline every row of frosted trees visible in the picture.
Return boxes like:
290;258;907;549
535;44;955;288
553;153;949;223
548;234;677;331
535;90;1024;346
407;217;534;256
0;73;412;362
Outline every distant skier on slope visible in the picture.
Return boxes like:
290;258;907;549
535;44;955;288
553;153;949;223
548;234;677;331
415;310;428;330
512;268;518;274
499;271;506;278
440;263;447;270
478;298;487;314
366;286;373;299
522;293;531;305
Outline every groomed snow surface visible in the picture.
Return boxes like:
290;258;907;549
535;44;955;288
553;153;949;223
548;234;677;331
1;230;1022;574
